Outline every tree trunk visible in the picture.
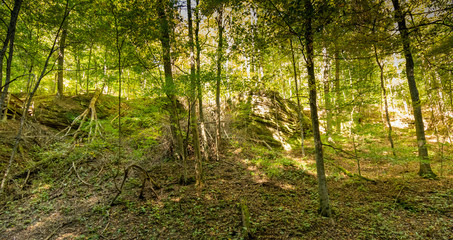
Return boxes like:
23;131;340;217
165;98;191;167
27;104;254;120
86;43;93;93
157;0;187;181
57;25;67;98
195;0;209;161
76;55;80;95
373;44;396;156
215;7;224;161
290;39;305;156
0;0;22;120
392;0;436;178
304;0;332;217
322;47;332;142
188;0;203;188
111;3;123;163
334;48;341;133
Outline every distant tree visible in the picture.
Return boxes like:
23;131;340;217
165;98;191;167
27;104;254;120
56;22;68;98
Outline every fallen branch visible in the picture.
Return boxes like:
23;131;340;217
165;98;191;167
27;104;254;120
334;164;375;182
322;143;355;157
72;162;93;186
248;138;273;151
20;170;30;190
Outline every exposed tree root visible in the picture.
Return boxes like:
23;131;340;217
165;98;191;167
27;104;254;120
110;164;160;206
59;89;103;142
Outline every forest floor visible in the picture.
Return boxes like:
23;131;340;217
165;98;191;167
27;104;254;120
0;94;452;239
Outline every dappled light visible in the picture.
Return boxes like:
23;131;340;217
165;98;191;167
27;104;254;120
1;0;452;239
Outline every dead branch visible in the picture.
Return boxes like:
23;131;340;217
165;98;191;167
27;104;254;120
322;143;356;157
20;170;30;189
72;162;93;186
248;138;273;151
333;164;375;182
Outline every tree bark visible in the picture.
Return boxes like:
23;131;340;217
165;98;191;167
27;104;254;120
188;0;203;188
290;39;305;156
215;7;224;161
322;47;332;142
334;48;341;133
373;44;396;156
76;54;80;95
57;25;67;98
0;0;22;120
304;0;332;217
392;0;436;178
157;0;187;181
86;43;93;93
195;0;209;161
111;2;124;163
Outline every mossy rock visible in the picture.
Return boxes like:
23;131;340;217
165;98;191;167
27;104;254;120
231;90;311;149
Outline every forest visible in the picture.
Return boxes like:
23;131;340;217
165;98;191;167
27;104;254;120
0;0;452;239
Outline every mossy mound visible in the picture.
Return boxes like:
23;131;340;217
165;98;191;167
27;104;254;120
32;93;117;129
231;90;311;149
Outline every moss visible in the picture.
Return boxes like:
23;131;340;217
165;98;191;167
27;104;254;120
232;90;311;149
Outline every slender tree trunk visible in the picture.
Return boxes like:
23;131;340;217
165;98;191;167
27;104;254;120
76;54;80;95
157;0;187;181
334;48;341;133
290;39;305;156
0;0;22;120
215;7;224;161
322;47;332;142
57;25;67;98
304;0;332;217
0;33;15;121
26;58;34;95
86;42;93;93
188;0;203;188
195;0;209;161
111;3;124;163
392;0;436;178
374;44;396;156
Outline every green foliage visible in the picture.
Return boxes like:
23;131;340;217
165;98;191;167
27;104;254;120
244;144;310;179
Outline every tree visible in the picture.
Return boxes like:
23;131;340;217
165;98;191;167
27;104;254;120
373;43;396;156
56;22;68;98
187;0;203;188
0;0;23;120
322;46;332;142
392;0;436;178
304;0;332;217
157;0;187;182
195;0;209;162
290;38;305;156
215;5;224;161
